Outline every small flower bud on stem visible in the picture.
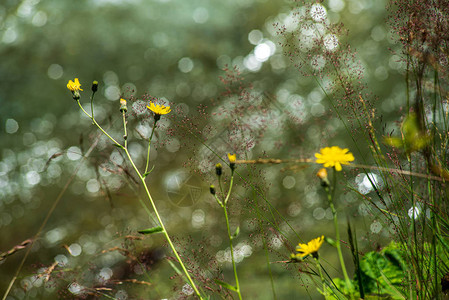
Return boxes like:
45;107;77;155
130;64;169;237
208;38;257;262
209;185;216;195
120;98;128;113
317;168;330;187
215;163;223;176
92;81;98;93
227;153;236;171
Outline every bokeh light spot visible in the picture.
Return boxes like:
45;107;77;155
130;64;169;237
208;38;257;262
5;119;19;134
178;57;194;73
193;7;209;23
248;29;263;45
48;64;63;80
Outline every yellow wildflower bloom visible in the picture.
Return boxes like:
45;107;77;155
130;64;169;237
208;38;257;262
67;78;83;92
315;146;354;171
146;102;171;115
227;153;236;163
296;236;324;259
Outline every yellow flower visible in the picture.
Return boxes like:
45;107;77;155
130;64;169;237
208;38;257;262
146;102;171;116
67;78;83;92
316;168;328;180
296;236;324;259
227;153;236;163
315;146;354;171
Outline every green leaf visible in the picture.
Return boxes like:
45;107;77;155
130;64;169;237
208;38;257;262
357;242;407;298
214;279;238;292
401;112;420;141
233;226;240;238
383;137;403;148
325;236;337;247
138;226;163;234
384;113;431;153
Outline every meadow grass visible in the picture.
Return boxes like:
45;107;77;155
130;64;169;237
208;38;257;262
2;0;449;299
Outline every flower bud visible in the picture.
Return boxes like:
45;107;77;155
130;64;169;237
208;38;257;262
215;163;223;176
316;168;329;187
120;98;128;113
92;81;98;92
209;185;216;195
227;153;236;171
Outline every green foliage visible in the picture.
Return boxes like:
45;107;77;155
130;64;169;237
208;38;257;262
384;113;431;154
137;226;163;234
357;242;406;298
329;242;407;299
329;239;449;299
233;226;240;239
214;279;238;292
2;0;449;298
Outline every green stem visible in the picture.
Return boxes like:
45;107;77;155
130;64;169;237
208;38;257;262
325;169;353;296
314;257;328;299
78;101;202;298
224;172;235;205
77;101;123;148
144;119;157;174
90;90;96;121
218;175;225;197
122;111;128;149
213;194;223;207
222;172;242;300
123;148;203;299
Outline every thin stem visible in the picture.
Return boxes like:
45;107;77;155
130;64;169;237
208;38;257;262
224;171;235;205
222;171;242;300
144;119;157;174
122;111;128;149
325;169;353;297
213;194;223;207
90;89;96;121
218;175;225;197
314;257;328;298
236;159;446;182
187;131;300;242
77;100;123;148
78;102;201;298
123;148;203;299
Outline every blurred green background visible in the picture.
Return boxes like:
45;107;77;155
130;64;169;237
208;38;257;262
0;0;404;298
